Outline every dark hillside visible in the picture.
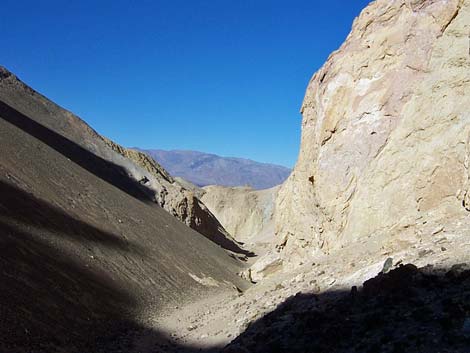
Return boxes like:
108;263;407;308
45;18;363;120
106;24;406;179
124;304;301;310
0;67;247;352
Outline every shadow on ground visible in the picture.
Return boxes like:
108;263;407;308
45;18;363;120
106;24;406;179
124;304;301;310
0;178;226;353
2;189;470;353
0;180;146;352
225;263;470;353
0;98;469;353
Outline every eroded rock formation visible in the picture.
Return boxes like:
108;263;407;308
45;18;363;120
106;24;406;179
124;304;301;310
201;185;278;253
275;0;470;268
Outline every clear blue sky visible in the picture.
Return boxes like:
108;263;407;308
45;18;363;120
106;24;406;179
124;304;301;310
1;0;370;167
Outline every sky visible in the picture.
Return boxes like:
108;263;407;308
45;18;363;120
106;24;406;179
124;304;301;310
1;0;370;167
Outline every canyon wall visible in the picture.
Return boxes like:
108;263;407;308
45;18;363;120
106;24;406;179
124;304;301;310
0;66;242;254
0;66;247;351
201;185;279;255
275;0;470;268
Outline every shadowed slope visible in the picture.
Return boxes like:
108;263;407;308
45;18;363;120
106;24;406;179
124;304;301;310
0;100;153;202
0;69;248;352
0;100;251;255
0;66;247;255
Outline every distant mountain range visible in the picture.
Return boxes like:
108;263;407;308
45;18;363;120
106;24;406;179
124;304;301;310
137;149;291;190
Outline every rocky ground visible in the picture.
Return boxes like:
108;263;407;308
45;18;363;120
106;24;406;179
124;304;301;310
226;263;470;353
125;215;470;352
1;0;469;352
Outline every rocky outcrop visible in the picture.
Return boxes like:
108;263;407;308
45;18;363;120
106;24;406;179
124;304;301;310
275;0;470;268
102;139;245;254
201;185;278;253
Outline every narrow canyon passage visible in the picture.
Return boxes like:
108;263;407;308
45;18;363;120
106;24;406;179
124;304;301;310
1;0;469;352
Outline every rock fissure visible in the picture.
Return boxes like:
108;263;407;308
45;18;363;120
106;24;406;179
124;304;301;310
440;1;462;34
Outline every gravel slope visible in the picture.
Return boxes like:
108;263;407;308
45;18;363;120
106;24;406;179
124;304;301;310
0;67;248;353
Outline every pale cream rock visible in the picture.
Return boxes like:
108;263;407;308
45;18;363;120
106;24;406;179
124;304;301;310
248;251;283;283
200;185;279;251
275;0;470;269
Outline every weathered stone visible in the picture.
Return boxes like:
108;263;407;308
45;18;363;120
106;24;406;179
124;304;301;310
382;258;393;274
275;0;470;269
200;185;279;255
249;251;283;283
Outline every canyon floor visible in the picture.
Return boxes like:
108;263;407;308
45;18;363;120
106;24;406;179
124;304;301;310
128;218;470;352
1;0;469;351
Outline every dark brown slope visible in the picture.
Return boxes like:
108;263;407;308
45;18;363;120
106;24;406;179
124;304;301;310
0;67;247;352
0;68;246;256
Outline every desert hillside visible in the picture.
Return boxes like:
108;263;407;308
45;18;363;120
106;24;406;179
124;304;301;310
1;0;470;352
0;67;248;352
101;140;246;255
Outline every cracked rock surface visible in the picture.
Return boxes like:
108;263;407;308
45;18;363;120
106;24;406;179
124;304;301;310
275;0;470;270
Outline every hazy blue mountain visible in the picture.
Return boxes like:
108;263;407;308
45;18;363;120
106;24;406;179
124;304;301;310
138;149;291;190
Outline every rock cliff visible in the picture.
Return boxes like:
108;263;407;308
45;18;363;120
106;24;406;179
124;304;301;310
275;0;470;268
201;185;279;256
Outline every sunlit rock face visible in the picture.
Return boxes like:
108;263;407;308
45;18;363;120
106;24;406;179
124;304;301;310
275;0;470;268
201;186;278;243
